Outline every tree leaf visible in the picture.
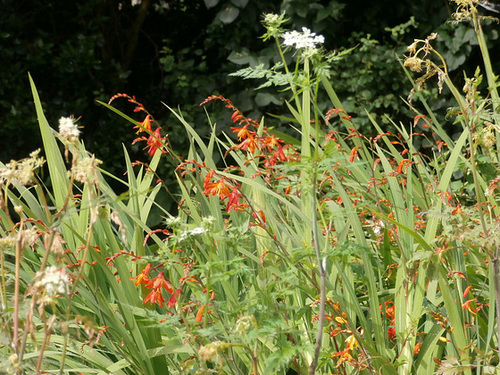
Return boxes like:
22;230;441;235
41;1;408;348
230;0;249;8
204;0;219;9
218;6;239;24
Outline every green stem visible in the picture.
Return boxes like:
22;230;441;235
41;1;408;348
13;219;24;375
309;158;325;375
274;36;301;110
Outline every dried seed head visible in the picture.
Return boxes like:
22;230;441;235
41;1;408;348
404;56;425;73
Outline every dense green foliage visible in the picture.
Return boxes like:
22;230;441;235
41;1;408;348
2;2;500;373
2;0;499;172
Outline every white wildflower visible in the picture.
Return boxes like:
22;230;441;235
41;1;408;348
36;266;69;297
201;216;216;229
263;13;280;25
373;221;385;236
165;216;182;228
179;227;208;242
58;116;80;143
0;236;16;252
69;155;102;184
198;342;228;362
190;227;208;235
283;27;325;50
9;353;19;372
0;149;45;186
199;344;218;362
131;0;142;5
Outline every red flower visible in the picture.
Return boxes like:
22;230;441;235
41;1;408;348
387;326;396;340
225;187;243;212
146;128;166;156
167;289;181;308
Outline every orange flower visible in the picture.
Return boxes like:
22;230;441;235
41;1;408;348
145;272;174;293
332;348;354;368
414;342;423;355
349;147;361;163
130;263;151;286
462;299;479;314
233;135;258;154
231;125;252;139
195;304;207;322
135;114;153;134
143;288;166;307
345;334;358;350
203;178;231;199
263;134;283;151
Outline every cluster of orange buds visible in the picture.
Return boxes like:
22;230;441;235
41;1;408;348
487;176;500;197
325;108;350;124
229;120;294;170
325;302;368;370
428;310;454;335
130;264;180;308
108;93;168;156
201;95;297;169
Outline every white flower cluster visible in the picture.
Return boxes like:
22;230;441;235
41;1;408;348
263;13;281;26
69;155;102;184
0;149;45;186
179;227;209;242
0;236;17;252
283;27;325;50
58;117;80;143
165;216;182;228
36;266;69;297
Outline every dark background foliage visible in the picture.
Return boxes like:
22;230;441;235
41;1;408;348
2;0;499;176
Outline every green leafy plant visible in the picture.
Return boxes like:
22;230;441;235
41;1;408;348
2;1;500;374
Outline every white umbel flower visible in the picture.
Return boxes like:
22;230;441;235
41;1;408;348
282;27;325;50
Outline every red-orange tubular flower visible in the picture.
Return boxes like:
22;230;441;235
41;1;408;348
130;263;151;286
145;272;174;293
146;128;167;156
